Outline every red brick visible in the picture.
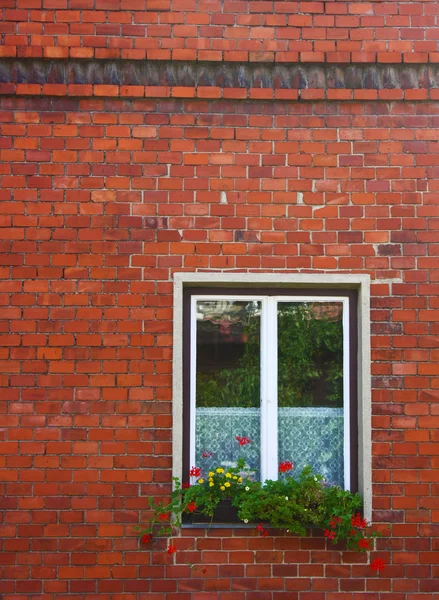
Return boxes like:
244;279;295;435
0;2;437;595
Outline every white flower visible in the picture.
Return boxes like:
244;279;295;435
285;496;289;501
245;486;250;491
304;508;307;511
314;477;318;481
244;519;248;523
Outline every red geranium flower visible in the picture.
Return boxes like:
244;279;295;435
278;460;294;473
159;513;170;521
329;516;342;528
167;545;177;554
351;512;367;529
187;502;197;513
182;482;191;489
190;466;201;478
324;529;336;540
256;523;268;536
370;558;386;573
236;435;251;446
357;538;371;550
141;533;153;544
201;450;213;459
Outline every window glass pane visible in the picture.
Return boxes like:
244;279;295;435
195;300;261;479
277;301;344;487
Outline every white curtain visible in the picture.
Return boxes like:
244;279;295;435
196;406;344;487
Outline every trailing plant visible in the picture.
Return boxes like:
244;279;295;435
137;437;384;573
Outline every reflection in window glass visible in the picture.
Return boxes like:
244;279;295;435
277;302;345;487
195;300;261;479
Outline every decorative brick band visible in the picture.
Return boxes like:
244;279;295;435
1;46;438;65
0;60;438;92
0;83;437;101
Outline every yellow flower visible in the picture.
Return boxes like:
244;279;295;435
198;479;204;484
208;477;213;483
208;471;214;477
220;485;225;491
209;482;214;487
225;472;232;478
225;482;231;487
216;468;224;474
233;476;238;480
238;477;242;483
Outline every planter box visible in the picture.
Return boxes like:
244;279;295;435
185;499;241;525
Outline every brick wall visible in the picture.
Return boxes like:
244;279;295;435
1;0;439;63
1;94;439;598
1;0;439;598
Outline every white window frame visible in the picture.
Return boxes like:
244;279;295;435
173;273;371;521
190;294;350;487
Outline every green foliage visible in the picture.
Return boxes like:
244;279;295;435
233;467;327;536
196;302;343;408
277;303;343;407
196;363;260;408
183;467;244;517
139;463;378;554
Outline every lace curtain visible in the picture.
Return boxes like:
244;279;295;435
196;406;344;487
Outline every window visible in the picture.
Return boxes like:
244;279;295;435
173;274;371;520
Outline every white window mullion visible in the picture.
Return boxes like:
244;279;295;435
261;297;278;482
189;296;197;470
